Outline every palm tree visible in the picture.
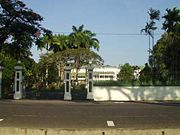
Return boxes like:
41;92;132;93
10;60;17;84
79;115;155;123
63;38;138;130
148;8;160;48
37;33;53;52
69;25;100;83
148;8;160;21
141;21;157;57
48;34;70;52
69;25;100;51
141;8;160;57
36;25;101;86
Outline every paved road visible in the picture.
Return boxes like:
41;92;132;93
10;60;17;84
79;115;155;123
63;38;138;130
0;100;180;129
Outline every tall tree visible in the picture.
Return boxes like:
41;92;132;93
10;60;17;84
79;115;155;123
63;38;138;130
149;8;180;85
0;0;50;60
48;34;70;52
162;7;180;34
41;48;103;88
68;25;100;83
117;63;134;82
139;63;152;85
36;25;102;87
148;8;160;47
69;25;100;51
37;33;58;88
141;8;160;58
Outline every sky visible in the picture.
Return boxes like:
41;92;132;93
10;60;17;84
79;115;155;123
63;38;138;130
23;0;180;66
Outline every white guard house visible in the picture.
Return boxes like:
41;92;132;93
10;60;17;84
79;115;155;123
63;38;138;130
64;66;72;100
14;62;24;100
86;64;94;100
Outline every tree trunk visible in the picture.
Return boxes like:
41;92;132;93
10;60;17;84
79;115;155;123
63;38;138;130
56;63;64;88
57;64;61;88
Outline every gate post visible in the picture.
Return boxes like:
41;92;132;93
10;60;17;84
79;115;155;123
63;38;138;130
0;64;4;99
87;62;94;100
64;66;72;100
14;61;24;100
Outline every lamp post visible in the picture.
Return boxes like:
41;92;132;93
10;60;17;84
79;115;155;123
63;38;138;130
64;58;74;100
14;61;24;100
86;61;94;100
0;63;4;99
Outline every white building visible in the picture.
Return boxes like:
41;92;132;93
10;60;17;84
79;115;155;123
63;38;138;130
94;66;120;81
71;66;120;82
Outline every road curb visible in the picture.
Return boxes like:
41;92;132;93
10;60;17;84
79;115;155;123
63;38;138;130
0;127;180;135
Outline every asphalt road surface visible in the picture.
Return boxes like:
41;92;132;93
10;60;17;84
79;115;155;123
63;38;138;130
0;100;180;129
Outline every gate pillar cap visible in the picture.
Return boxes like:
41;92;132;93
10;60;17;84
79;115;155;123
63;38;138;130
14;61;24;71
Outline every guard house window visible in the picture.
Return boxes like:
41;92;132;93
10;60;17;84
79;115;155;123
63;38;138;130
16;80;19;92
89;81;92;92
17;72;19;79
66;81;69;92
66;73;69;80
89;73;92;79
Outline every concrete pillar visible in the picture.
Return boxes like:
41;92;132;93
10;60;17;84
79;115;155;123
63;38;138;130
64;66;72;100
14;62;24;100
0;65;4;99
87;65;94;100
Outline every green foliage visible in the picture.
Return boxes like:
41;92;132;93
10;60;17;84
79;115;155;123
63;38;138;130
0;52;16;79
141;8;160;57
148;8;160;21
162;8;180;34
69;25;100;51
36;48;103;88
141;8;160;37
34;53;59;88
151;33;180;85
139;63;152;85
151;8;180;85
48;34;70;52
0;52;15;98
0;0;51;60
117;63;134;82
142;7;180;86
0;51;41;97
36;25;102;88
0;1;103;96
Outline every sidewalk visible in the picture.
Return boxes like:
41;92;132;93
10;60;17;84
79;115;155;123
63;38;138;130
0;99;98;105
0;127;180;135
1;99;180;106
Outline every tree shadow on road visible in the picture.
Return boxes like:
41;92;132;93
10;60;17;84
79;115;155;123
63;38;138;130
135;101;180;107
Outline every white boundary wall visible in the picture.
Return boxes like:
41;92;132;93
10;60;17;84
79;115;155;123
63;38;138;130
93;86;180;101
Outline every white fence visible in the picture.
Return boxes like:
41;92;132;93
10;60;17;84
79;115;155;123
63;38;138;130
93;86;180;101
